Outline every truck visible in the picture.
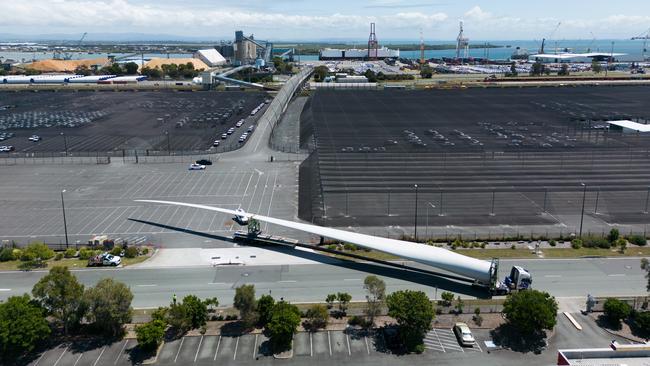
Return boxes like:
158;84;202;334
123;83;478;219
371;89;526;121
88;252;121;267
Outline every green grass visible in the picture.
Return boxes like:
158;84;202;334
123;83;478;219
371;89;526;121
0;249;154;271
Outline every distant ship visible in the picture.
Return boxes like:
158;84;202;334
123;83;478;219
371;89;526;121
510;47;529;60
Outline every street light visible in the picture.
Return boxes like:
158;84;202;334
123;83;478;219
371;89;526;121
426;202;436;238
414;184;419;241
60;132;68;155
61;189;69;249
579;183;587;237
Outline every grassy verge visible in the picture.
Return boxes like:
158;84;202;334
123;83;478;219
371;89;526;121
0;249;154;271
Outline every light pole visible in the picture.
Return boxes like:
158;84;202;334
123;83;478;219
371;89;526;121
579;183;587;238
61;189;69;249
426;202;435;238
60;132;68;155
414;184;419;241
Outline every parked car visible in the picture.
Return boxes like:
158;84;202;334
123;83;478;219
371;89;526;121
28;135;41;142
189;163;206;170
453;322;475;346
195;159;212;166
221;133;228;139
212;140;220;147
247;125;254;132
87;252;121;267
0;145;14;152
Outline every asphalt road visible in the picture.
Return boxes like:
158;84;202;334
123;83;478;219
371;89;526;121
0;255;645;308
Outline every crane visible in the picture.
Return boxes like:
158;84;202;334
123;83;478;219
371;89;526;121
62;32;87;60
539;22;562;54
631;28;649;61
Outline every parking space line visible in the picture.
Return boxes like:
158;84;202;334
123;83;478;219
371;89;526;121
174;337;184;363
73;353;83;366
114;340;128;364
213;336;221;361
93;346;106;366
328;331;332;356
346;333;351;356
431;330;445;353
233;337;239;360
53;346;68;366
364;336;370;355
310;332;313;357
474;340;483;352
194;335;203;363
253;334;258;359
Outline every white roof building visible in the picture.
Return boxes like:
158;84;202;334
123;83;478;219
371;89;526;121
195;49;227;67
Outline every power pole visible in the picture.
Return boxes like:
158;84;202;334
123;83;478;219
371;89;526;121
368;23;379;60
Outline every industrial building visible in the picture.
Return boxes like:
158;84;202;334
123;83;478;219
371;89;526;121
194;49;227;67
319;23;399;61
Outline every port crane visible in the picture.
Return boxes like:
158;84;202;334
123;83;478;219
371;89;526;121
631;28;650;61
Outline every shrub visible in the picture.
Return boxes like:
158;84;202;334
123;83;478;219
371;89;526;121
78;247;92;260
20;251;35;261
343;243;358;251
64;248;77;258
110;246;123;256
141;247;149;255
124;246;138;258
607;229;620;243
510;244;516;250
348;315;370;327
549;239;556;247
12;249;22;259
304;304;328;330
326;244;337;251
571;239;583;249
603;298;631;327
414;343;425;354
151;307;168;323
583;236;610;249
135;319;166;351
628;235;647;246
440;291;454;307
0;247;15;262
24;242;54;260
632;311;650;336
325;294;337;309
54;253;63;261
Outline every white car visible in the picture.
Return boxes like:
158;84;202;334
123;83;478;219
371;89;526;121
235;120;244;128
212;140;220;147
189;163;206;170
453;322;475;347
28;135;41;142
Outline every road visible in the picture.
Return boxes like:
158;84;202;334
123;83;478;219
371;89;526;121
0;254;645;308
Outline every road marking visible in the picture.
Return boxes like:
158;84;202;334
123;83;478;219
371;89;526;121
544;275;562;278
564;312;583;330
346;333;351;356
608;274;625;277
278;280;297;283
136;284;158;287
328;331;332;356
194;335;203;363
0;289;11;291
213;336;221;361
233;337;239;360
174;337;184;363
208;282;227;285
115;340;128;364
53;346;68;366
343;278;361;281
93;346;106;366
73;353;83;366
33;351;45;366
365;336;370;354
253;334;258;359
431;329;445;353
310;332;313;357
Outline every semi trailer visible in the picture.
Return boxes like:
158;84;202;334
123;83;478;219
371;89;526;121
136;200;532;295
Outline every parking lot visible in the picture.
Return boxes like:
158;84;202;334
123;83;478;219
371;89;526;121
26;328;491;366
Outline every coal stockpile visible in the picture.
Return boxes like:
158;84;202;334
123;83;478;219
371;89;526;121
0;90;266;153
300;87;650;228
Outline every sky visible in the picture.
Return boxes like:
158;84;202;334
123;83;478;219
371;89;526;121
2;0;650;41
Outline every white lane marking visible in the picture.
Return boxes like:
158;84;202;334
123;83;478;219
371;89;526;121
233;337;239;360
208;282;227;285
194;335;203;363
608;274;625;277
278;280;297;283
174;337;184;363
365;336;370;354
328;331;332;356
544;275;562;278
33;351;45;366
73;353;83;366
310;332;313;357
93;346;106;366
213;336;221;361
114;340;128;364
136;284;158;287
0;289;11;291
253;334;258;359
431;330;445;353
53;346;68;366
346;333;351;356
343;278;361;281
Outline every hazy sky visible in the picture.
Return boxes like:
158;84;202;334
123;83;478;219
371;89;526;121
3;0;650;40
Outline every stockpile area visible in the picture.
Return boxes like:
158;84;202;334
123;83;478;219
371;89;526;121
0;90;267;153
300;87;650;227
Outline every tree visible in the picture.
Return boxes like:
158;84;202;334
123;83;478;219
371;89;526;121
455;296;464;314
558;63;569;76
364;69;377;82
167;302;190;333
257;294;275;327
530;61;544;76
642;259;650;292
363;275;385;326
325;294;337;309
603;298;631;327
313;66;328;82
607;228;620;243
304;304;328;330
420;64;433;79
592;59;603;74
386;290;434;352
508;62;518;77
24;241;54;261
337;292;352;315
0;295;51;360
503;290;558;335
135;319;166;351
83;278;133;336
181;295;208;329
440;291;455;307
74;65;92;76
32;266;85;334
266;301;301;352
234;284;257;327
141;66;162;79
617;238;627;253
123;62;139;75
